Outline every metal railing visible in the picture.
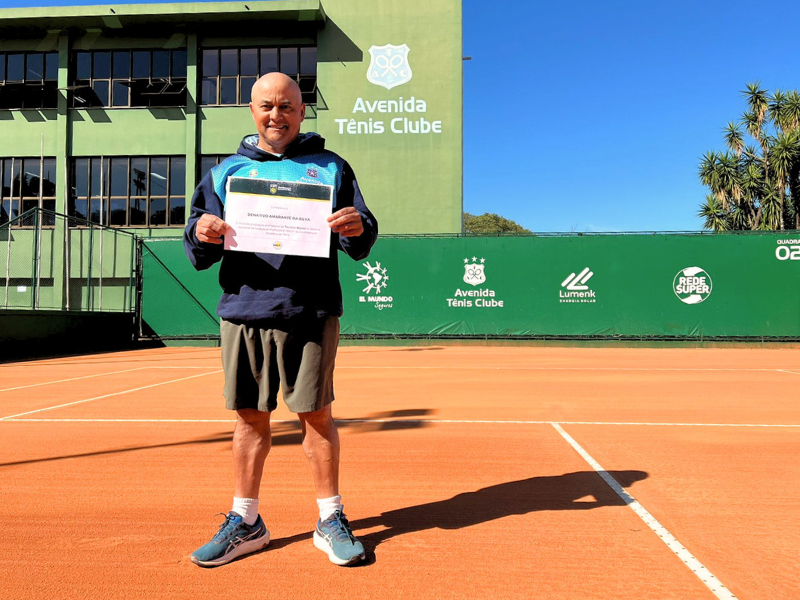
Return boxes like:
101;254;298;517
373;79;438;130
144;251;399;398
1;208;138;312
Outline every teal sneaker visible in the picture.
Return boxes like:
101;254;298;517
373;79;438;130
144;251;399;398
191;512;270;567
313;510;365;566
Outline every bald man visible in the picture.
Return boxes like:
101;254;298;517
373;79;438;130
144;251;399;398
184;73;377;567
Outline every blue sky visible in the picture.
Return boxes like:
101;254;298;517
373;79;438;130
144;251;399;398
4;1;800;232
461;0;800;232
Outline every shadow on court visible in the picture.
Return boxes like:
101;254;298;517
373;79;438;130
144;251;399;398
266;470;649;559
349;470;648;562
0;410;433;468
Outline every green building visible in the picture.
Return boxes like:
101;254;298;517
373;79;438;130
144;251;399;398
0;0;464;238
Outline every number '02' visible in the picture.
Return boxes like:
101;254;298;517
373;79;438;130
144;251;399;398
775;245;800;260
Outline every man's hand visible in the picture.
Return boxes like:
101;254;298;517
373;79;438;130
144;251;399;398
328;207;363;237
195;214;231;245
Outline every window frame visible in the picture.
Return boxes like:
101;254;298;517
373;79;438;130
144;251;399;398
200;46;317;107
70;49;188;109
69;156;186;228
0;52;59;110
0;157;57;227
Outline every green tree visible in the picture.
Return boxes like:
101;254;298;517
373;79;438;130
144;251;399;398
463;212;531;234
698;83;800;231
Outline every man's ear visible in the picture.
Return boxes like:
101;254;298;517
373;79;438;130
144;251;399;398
300;103;306;122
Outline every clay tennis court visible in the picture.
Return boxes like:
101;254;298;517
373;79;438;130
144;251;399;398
1;344;798;600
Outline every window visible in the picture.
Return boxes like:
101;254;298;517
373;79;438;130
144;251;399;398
70;49;187;108
198;155;228;182
0;157;56;224
0;52;58;110
70;156;186;227
201;46;316;106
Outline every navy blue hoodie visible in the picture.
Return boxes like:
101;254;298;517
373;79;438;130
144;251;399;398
184;132;378;322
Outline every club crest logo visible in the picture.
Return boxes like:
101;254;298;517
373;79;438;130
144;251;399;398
306;167;318;178
463;257;486;286
249;169;258;178
446;257;504;308
367;44;412;90
270;184;277;194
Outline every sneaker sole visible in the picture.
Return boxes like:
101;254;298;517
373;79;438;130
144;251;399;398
313;531;365;566
191;530;270;567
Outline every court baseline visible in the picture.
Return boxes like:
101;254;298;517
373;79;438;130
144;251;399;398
0;370;222;421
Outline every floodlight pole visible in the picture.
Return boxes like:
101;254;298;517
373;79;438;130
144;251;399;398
35;134;44;309
98;156;105;310
4;158;15;308
64;158;70;310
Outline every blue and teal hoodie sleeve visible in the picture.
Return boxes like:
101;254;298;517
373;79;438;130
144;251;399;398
183;171;225;272
336;160;378;261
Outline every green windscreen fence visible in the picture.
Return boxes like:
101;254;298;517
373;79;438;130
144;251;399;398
141;232;800;340
140;238;220;338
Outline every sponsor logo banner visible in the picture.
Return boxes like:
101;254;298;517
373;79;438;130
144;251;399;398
446;258;505;308
357;261;393;311
673;266;712;304
559;267;596;303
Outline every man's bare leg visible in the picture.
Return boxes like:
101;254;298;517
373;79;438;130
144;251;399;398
300;404;364;565
190;408;272;567
299;404;339;498
233;408;272;498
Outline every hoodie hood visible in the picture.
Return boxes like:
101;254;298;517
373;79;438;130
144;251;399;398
238;132;326;160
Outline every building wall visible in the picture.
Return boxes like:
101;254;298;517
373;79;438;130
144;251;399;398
317;0;463;234
0;0;463;236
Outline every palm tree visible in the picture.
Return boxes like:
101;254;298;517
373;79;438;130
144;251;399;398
698;82;800;230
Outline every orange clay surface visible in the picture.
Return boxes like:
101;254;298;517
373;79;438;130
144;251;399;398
1;345;799;600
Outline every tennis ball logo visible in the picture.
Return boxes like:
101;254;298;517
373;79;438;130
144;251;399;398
673;267;712;304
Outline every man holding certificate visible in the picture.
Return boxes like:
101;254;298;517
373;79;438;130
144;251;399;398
184;73;378;568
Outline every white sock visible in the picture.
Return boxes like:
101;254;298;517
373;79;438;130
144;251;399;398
317;495;343;521
232;497;259;526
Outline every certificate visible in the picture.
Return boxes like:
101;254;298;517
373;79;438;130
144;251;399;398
223;177;334;258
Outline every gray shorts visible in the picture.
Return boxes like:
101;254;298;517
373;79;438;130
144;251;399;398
220;316;340;414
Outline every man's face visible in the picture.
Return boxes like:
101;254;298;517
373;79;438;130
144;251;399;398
249;76;306;154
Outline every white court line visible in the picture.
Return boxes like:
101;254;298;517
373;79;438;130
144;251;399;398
337;366;800;372
551;422;738;600
3;417;800;428
0;371;223;421
0;367;149;393
147;366;222;369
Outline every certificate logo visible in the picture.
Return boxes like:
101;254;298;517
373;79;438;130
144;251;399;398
673;266;712;304
367;44;412;90
463;257;486;286
273;241;282;250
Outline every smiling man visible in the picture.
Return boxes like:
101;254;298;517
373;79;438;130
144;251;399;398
184;72;378;567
